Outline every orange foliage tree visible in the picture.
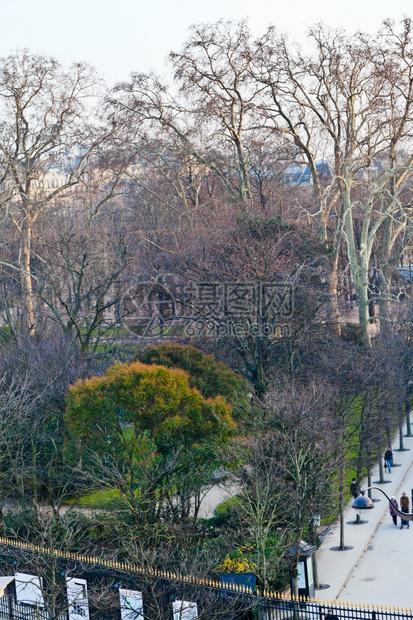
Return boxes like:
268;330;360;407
65;361;237;523
136;342;250;412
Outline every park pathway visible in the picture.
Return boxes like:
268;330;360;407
315;424;413;608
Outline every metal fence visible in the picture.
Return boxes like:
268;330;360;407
258;599;413;620
0;594;68;620
0;595;411;620
0;538;410;620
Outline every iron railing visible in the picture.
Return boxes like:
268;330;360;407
0;537;410;619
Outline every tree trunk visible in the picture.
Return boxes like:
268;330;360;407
339;456;345;549
290;569;299;599
342;187;371;346
235;141;253;204
405;390;412;437
330;242;342;336
379;217;395;334
312;553;319;589
31;435;38;508
367;464;372;500
378;445;385;483
380;296;393;335
355;278;371;346
399;400;405;451
20;218;35;336
339;499;345;549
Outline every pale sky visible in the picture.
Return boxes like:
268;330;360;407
2;0;413;87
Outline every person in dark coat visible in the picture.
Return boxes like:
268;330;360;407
400;492;410;529
389;496;399;527
384;447;393;473
350;478;359;500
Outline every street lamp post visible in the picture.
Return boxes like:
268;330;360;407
351;489;373;523
352;486;413;521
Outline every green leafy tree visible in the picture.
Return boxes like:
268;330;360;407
137;343;248;401
65;360;237;524
137;343;250;420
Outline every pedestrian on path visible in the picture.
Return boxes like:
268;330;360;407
389;496;399;526
350;478;359;500
400;492;410;529
384;447;393;473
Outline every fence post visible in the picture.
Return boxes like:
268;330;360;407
7;587;13;620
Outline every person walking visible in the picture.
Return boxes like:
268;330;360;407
350;478;359;500
400;492;410;529
384;447;393;473
389;496;399;527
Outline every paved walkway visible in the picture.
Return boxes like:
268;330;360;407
197;483;240;519
315;425;413;608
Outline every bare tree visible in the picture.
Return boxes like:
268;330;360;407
35;203;129;352
0;334;87;512
0;51;121;336
110;20;275;209
254;21;413;343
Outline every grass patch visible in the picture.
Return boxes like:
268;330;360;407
69;489;121;508
215;497;240;516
